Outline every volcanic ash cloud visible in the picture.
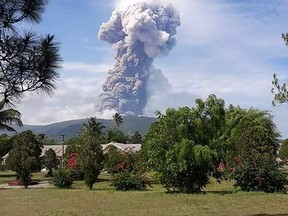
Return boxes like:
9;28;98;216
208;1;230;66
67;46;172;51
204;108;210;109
98;2;180;115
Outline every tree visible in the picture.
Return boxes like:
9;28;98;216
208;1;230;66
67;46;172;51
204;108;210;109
0;107;22;132
279;139;288;161
143;95;225;192
272;74;288;106
232;153;287;193
129;131;142;144
103;128;129;143
161;139;214;193
224;107;280;162
0;134;14;158
223;107;286;192
43;148;59;177
81;117;105;138
78;134;104;190
5;130;43;188
78;117;106;185
282;33;288;45
0;0;61;109
113;112;123;128
271;33;288;106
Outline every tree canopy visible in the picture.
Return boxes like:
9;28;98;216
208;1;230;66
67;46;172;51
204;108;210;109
279;139;288;161
0;0;61;107
5;130;43;188
143;94;283;193
143;95;225;192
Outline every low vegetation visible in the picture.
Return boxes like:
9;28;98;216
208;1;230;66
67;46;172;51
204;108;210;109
0;172;288;216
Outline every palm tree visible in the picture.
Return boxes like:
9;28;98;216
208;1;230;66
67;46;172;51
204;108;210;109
113;112;123;128
0;107;22;132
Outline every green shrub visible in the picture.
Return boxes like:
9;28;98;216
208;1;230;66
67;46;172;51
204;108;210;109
112;172;150;190
160;139;215;193
52;168;73;189
232;155;287;193
108;148;151;190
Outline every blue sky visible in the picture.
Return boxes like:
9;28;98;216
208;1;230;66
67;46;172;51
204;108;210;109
18;0;288;137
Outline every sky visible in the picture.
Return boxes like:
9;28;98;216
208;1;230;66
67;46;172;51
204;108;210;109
17;0;288;137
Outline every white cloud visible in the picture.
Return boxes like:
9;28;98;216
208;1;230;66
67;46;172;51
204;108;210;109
62;62;111;74
17;70;106;125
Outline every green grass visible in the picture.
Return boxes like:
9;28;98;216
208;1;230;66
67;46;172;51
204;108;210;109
0;170;49;184
0;172;288;216
0;170;17;184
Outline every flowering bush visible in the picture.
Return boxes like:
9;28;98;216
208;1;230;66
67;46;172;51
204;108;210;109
217;155;287;193
67;153;78;169
109;149;152;190
67;152;84;180
231;155;287;193
105;147;137;173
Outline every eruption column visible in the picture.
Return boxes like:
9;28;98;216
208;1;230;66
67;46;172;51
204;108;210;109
98;2;180;115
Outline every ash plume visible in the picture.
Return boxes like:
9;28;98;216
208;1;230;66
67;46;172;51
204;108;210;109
97;2;180;115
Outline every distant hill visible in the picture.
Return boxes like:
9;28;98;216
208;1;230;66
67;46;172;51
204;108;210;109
5;116;158;142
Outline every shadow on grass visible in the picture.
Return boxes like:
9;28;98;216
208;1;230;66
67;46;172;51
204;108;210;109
165;190;234;195
250;214;288;216
205;190;234;195
0;174;17;178
97;178;110;183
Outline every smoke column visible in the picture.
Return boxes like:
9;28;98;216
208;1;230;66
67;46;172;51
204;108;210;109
98;2;180;115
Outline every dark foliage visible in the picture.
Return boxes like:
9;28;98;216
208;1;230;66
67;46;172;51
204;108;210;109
52;168;73;189
43;148;59;177
112;172;150;190
5;130;43;188
232;154;287;193
0;0;61;107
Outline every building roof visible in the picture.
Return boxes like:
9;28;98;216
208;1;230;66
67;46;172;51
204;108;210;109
102;142;141;154
41;145;68;157
1;142;142;164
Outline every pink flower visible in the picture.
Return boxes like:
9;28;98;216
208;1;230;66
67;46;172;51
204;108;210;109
217;162;225;172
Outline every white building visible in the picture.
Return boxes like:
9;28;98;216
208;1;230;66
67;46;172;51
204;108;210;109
1;142;141;164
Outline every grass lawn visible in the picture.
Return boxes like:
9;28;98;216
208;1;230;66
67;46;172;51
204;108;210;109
0;172;288;216
0;170;50;184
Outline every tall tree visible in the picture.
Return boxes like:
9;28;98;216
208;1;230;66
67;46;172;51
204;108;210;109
143;95;225;192
5;130;43;188
224;106;280;162
0;0;61;126
78;134;104;190
113;112;123;128
223;106;285;193
278;139;288;161
81;117;105;138
43;148;59;177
